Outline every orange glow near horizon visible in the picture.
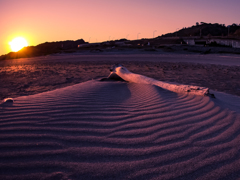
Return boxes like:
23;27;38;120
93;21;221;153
9;37;28;52
1;0;240;55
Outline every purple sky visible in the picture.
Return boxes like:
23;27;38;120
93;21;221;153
1;0;240;55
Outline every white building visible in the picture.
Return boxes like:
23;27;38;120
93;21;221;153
182;38;195;45
183;37;240;48
208;39;240;48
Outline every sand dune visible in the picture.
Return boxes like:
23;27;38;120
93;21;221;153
1;79;240;180
2;54;240;101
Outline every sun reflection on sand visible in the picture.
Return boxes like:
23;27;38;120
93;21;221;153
0;65;36;73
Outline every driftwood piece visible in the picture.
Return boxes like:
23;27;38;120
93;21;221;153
109;64;214;97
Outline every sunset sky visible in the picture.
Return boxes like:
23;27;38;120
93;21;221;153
1;0;240;55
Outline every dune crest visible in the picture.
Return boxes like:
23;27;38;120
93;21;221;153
109;64;213;97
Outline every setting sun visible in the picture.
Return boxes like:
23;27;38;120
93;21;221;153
9;37;28;52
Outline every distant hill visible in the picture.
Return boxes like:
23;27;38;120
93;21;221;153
1;22;240;60
162;22;240;37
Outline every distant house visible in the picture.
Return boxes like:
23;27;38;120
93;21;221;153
207;39;240;48
233;40;240;48
182;38;195;45
78;43;100;48
182;37;240;48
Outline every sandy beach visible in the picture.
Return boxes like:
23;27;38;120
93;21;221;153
1;53;240;100
1;52;240;180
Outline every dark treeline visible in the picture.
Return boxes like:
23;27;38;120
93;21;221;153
0;39;85;60
163;22;240;37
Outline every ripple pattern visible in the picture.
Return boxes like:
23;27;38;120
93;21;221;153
0;80;240;180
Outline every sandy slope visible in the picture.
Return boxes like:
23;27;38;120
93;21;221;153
1;53;240;100
1;79;240;180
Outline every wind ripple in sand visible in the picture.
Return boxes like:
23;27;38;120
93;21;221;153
0;80;240;180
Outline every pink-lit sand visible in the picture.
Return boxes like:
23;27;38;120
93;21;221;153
1;53;240;179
